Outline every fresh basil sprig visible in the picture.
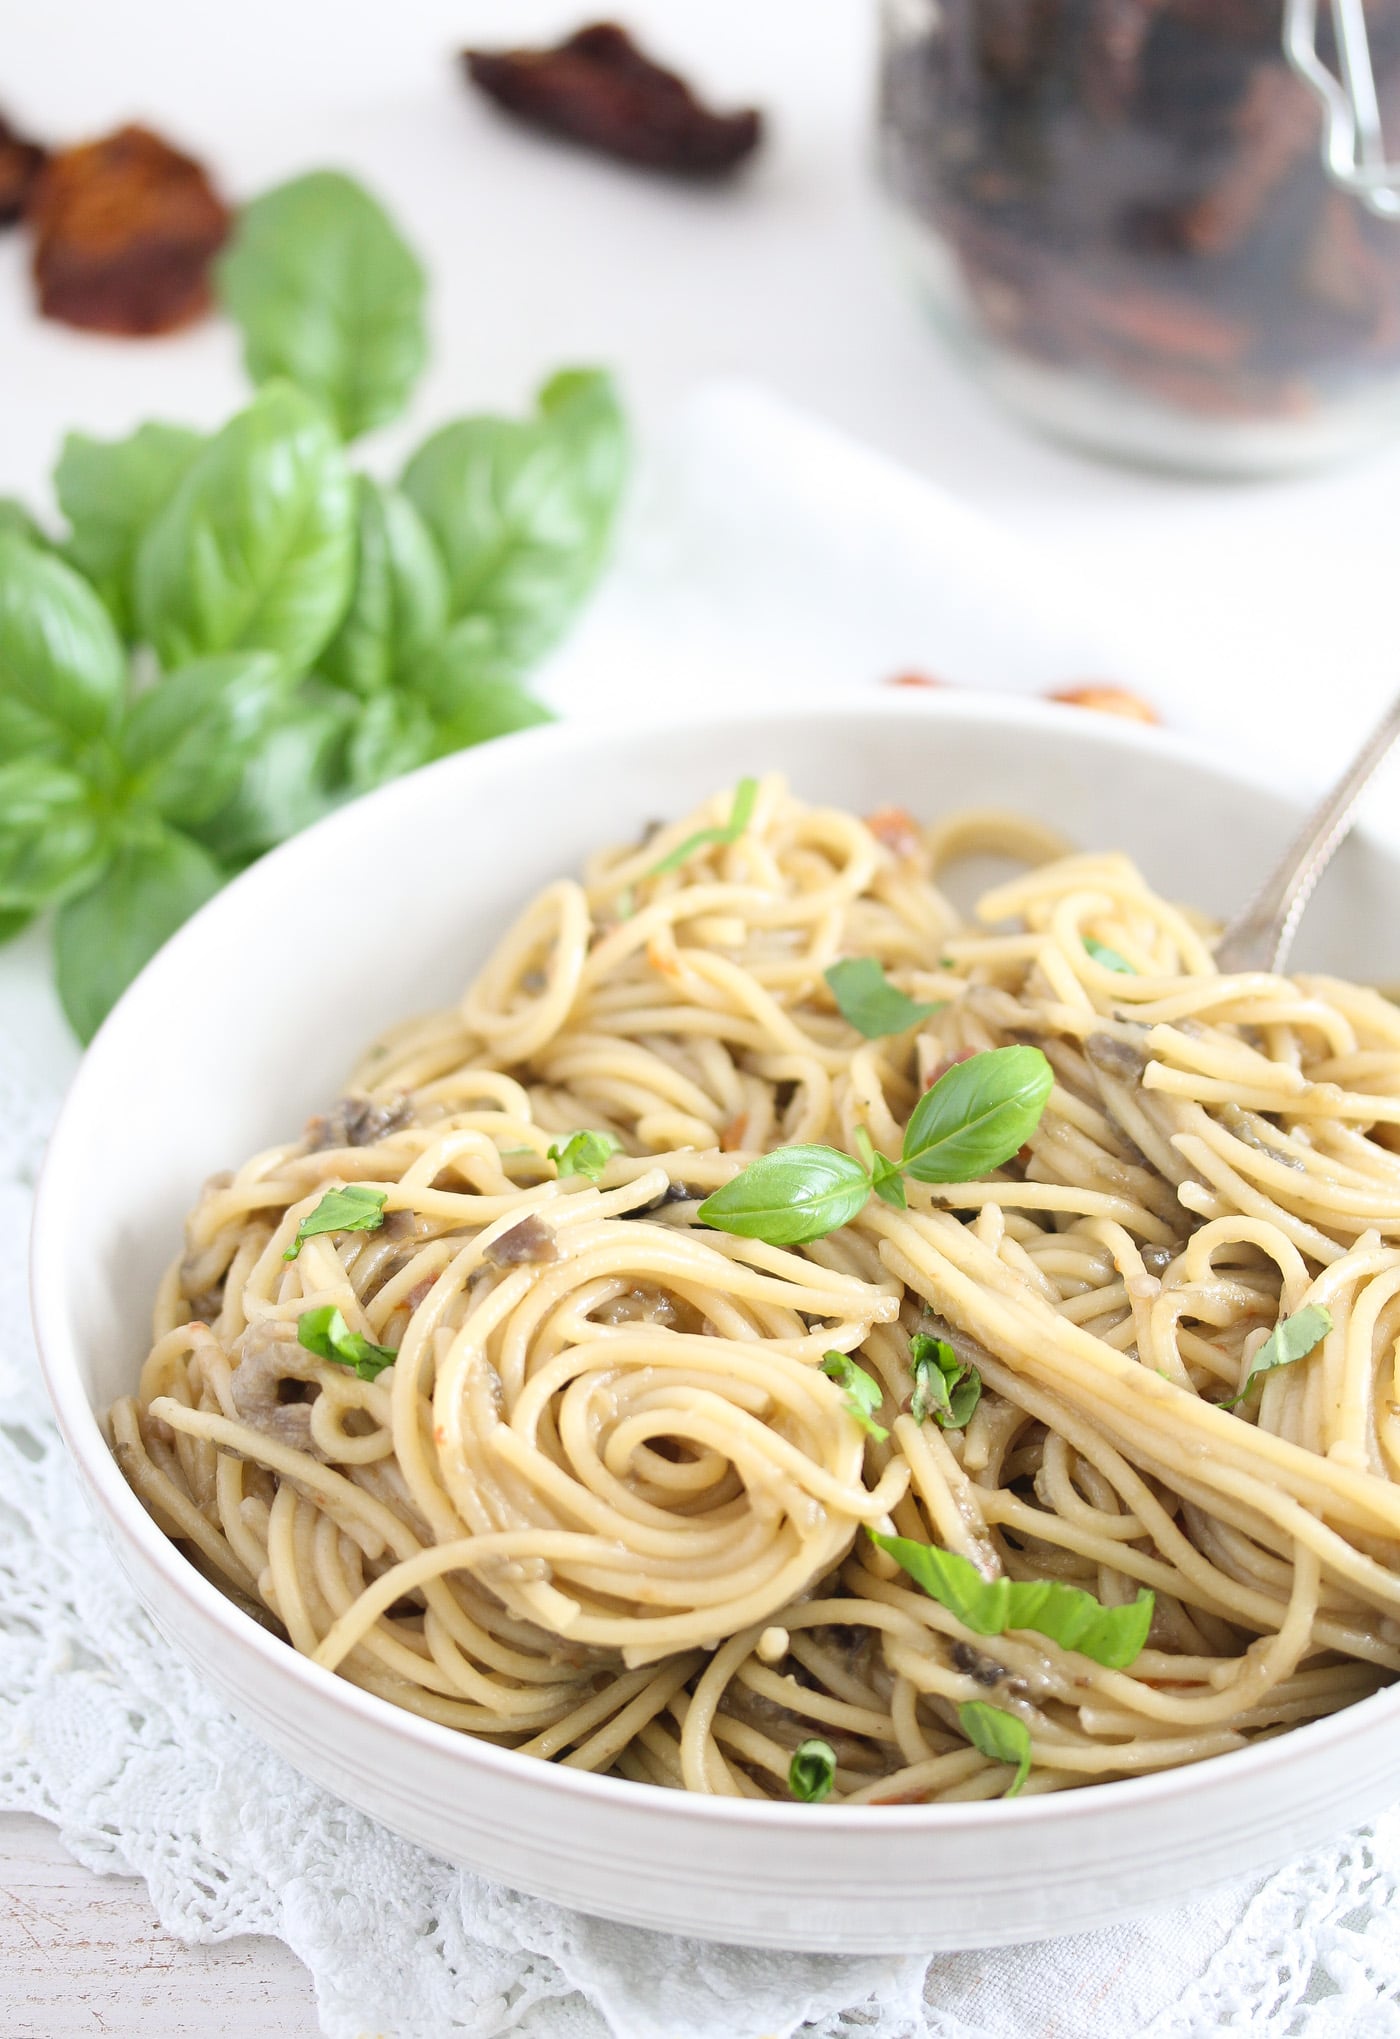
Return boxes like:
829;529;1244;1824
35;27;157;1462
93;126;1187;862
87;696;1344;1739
699;1045;1054;1247
958;1701;1032;1797
909;1332;981;1429
297;1303;397;1380
0;538;291;1039
648;777;758;877
788;1738;837;1803
1084;936;1135;974
284;1183;389;1261
825;956;941;1039
548;1129;623;1181
0;167;628;1041
1222;1304;1332;1409
870;1531;1154;1670
820;1352;889;1442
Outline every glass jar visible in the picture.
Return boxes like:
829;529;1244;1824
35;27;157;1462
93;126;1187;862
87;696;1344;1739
878;0;1400;473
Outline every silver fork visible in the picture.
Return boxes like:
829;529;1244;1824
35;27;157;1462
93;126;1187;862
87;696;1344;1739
1213;692;1400;975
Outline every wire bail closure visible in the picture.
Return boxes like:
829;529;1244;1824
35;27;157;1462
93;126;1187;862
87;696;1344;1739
1285;0;1400;216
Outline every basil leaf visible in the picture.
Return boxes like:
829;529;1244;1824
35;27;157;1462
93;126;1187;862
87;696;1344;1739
319;477;449;697
648;778;759;877
1222;1303;1332;1409
870;1531;1154;1670
902;1044;1054;1185
870;1152;908;1210
0;760;107;910
284;1183;389;1261
958;1701;1031;1798
119;652;288;827
409;618;554;756
296;1303;397;1381
345;690;438;792
191;686;354;863
821;1352;889;1442
0;908;33;944
54;828;225;1042
0;498;50;549
135;383;356;673
697;1145;872;1246
0;533;124;762
825;956;940;1038
401;368;628;661
55;422;204;635
548;1129;622;1181
787;1738;836;1804
218;170;429;442
1084;936;1135;975
909;1331;981;1430
538;367;630;530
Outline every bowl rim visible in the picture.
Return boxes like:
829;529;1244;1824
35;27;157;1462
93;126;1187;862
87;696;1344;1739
31;688;1400;1834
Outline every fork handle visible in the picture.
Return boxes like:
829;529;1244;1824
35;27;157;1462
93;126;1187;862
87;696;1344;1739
1213;690;1400;975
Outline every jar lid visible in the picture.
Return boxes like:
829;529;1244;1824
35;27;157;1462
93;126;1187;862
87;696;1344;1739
1287;0;1400;216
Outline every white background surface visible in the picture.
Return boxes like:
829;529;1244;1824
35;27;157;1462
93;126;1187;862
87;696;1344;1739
5;1;1400;2030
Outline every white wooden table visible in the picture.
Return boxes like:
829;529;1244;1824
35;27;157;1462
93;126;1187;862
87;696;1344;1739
0;1815;316;2034
6;0;1400;2029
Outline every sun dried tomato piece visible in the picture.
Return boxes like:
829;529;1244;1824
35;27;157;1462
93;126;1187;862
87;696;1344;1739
865;806;924;861
27;124;230;336
0;110;46;226
462;22;762;178
1049;683;1160;723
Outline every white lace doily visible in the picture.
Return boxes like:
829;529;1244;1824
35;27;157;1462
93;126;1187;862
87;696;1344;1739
4;1025;1400;2038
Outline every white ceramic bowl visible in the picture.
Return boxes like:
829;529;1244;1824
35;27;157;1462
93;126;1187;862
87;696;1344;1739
31;695;1400;1954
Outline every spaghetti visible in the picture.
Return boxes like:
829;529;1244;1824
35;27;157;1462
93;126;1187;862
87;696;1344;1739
111;776;1400;1802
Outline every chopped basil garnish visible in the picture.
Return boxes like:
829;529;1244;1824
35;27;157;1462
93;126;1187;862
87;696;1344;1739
958;1701;1032;1797
788;1737;837;1803
821;1352;889;1442
284;1183;388;1260
870;1531;1154;1670
647;776;758;877
548;1129;623;1181
909;1331;981;1429
699;1046;1053;1248
824;956;941;1039
1084;936;1135;974
297;1303;397;1380
1222;1303;1332;1409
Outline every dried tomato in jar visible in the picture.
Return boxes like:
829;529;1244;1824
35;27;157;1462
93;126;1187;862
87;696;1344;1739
878;0;1400;472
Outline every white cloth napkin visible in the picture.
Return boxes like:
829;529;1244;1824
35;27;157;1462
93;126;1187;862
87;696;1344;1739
3;386;1399;2039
